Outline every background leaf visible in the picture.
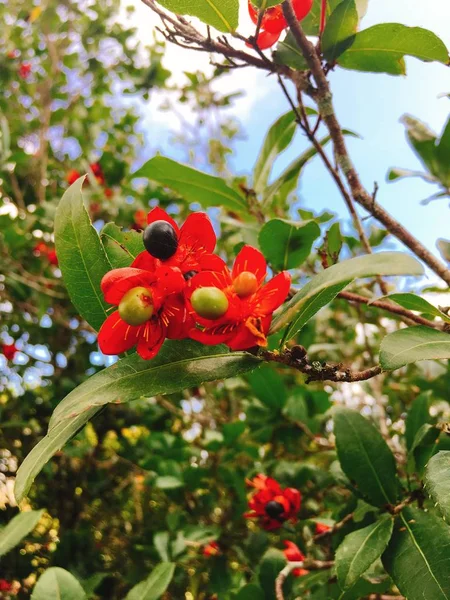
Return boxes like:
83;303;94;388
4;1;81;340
259;218;321;270
380;326;450;370
322;0;358;62
125;562;175;600
155;0;238;32
405;391;432;451
373;293;450;322
334;408;399;507
100;223;144;269
424;451;450;523
0;510;44;557
55;178;111;331
31;567;87;600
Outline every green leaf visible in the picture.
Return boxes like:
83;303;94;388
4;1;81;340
14;341;259;502
382;507;450;600
0;510;44;557
380;326;450;370
55;177;111;332
336;516;394;590
301;0;367;36
31;568;87;600
334;408;399;507
133;156;246;212
437;116;450;184
372;293;450;323
274;31;309;71
405;392;432;451
409;424;440;476
235;584;265;600
125;563;175;600
271;252;423;340
252;0;282;7
100;223;144;269
424;451;450;523
322;0;358;62
259;219;321;270
155;475;184;490
155;0;238;32
338;24;450;75
253;110;297;193
258;549;289;600
248;365;287;411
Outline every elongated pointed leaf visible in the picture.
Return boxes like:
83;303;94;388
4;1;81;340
100;223;144;269
372;293;450;323
259;219;321;270
336;516;393;590
405;391;432;451
424;451;450;522
271;252;423;340
133;156;246;212
382;507;450;600
125;562;175;600
338;24;449;75
155;0;238;32
380;326;450;370
409;423;440;476
253;110;297;193
0;509;44;557
334;408;399;507
55;177;111;331
31;568;86;600
322;0;358;62
14;341;259;502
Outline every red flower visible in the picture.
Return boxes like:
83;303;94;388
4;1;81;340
34;241;49;255
248;0;313;49
66;169;81;185
133;209;148;230
105;187;113;198
187;246;290;351
2;344;17;361
132;207;221;276
245;474;301;531
7;50;19;59
203;541;221;557
18;62;31;79
315;522;331;535
98;266;192;359
0;579;13;592
47;249;58;266
283;541;309;577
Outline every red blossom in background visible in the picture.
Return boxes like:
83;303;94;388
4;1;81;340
33;242;58;266
0;579;13;592
187;246;290;351
247;0;313;49
18;62;31;79
245;474;301;530
98;266;192;359
133;209;148;230
203;541;221;557
90;162;105;185
132;207;221;276
283;541;309;577
1;344;18;361
105;187;113;198
66;169;81;185
315;522;331;534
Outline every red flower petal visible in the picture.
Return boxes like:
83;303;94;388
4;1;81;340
284;487;301;514
179;212;216;254
98;312;141;355
198;253;229;273
132;250;159;272
155;266;185;297
232;246;267;285
136;320;166;359
283;541;305;562
247;2;287;34
293;0;314;22
164;294;194;339
101;268;156;306
146;206;180;236
226;322;262;351
253;29;282;50
254;272;291;315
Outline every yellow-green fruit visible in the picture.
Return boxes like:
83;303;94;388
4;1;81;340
191;287;229;320
118;286;154;326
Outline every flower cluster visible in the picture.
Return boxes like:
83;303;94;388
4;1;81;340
98;208;290;360
248;0;313;49
245;474;301;530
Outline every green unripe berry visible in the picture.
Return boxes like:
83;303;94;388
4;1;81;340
191;287;229;320
118;286;154;326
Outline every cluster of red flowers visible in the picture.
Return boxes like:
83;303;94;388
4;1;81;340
248;0;313;49
1;343;17;361
66;163;113;198
98;208;290;360
33;241;58;266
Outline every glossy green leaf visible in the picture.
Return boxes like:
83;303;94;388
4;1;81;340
437;116;450;184
14;341;259;502
31;567;86;600
338;24;450;75
271;252;423;340
334;408;399;507
405;391;432;451
336;516;393;590
373;293;450;323
301;0;367;36
133;156;246;212
424;451;450;523
55;177;111;331
100;222;144;269
382;507;450;599
0;509;44;557
380;326;450;370
253;110;297;193
274;32;309;71
259;218;320;270
125;563;175;600
322;0;358;62
155;0;238;32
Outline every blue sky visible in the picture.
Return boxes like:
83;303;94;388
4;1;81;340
128;0;450;264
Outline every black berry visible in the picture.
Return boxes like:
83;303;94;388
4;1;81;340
265;500;285;520
143;220;178;260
